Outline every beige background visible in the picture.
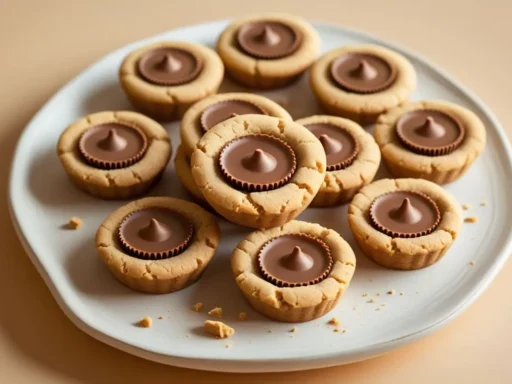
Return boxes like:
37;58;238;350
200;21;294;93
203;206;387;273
1;1;511;382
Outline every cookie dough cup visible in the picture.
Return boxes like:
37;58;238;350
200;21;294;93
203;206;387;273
57;111;171;199
374;100;486;184
310;45;416;124
348;178;462;270
175;144;207;204
296;115;381;206
119;41;224;121
180;92;292;157
217;13;319;89
231;220;356;322
96;197;220;294
191;114;326;228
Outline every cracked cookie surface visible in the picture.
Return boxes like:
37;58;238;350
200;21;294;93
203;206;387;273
373;100;486;184
216;13;319;89
310;45;416;124
348;178;462;270
191;114;326;228
231;220;356;322
119;41;224;121
57;111;171;199
296;115;381;206
180;92;292;157
95;196;220;294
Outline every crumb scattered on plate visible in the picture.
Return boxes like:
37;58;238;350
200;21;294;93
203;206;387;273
375;308;381;311
204;320;234;339
225;344;231;348
462;204;471;210
400;292;404;296
480;201;487;206
387;289;395;295
67;217;82;230
137;316;152;328
158;316;163;320
192;302;203;312
238;312;247;321
328;317;339;326
267;330;272;333
342;329;347;334
208;307;223;318
464;216;478;223
362;293;368;297
333;328;340;333
376;293;380;296
469;260;476;266
289;327;297;333
367;298;375;303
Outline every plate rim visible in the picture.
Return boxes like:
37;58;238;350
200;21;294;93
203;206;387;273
8;19;512;372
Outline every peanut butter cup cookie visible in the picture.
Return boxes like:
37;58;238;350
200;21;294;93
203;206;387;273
373;100;486;184
119;41;224;121
310;45;416;124
348;178;462;270
296;115;381;206
180;92;292;157
175;145;207;204
231;220;356;322
96;197;220;293
217;13;319;89
57;111;171;199
191;114;326;228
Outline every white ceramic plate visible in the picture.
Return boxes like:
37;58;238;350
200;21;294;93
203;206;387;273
9;20;512;373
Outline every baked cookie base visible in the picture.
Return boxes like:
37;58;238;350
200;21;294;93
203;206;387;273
175;144;207;204
374;100;487;184
231;220;356;322
95;197;221;294
348;178;462;270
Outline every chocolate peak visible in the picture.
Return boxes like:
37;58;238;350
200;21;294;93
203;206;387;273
156;53;182;72
389;198;423;224
281;246;314;271
351;59;378;80
97;129;128;152
242;149;277;173
416;116;446;139
319;134;343;155
138;218;172;242
258;25;281;46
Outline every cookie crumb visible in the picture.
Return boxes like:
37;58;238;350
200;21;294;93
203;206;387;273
353;306;357;310
381;304;386;307
328;317;339;326
208;307;223;318
192;302;203;312
464;216;478;223
462;204;471;210
375;308;381;311
158;316;163;320
238;312;247;321
387;289;396;295
137;316;152;328
367;298;375;303
68;217;82;230
362;293;368;297
267;330;272;333
333;328;340;333
480;201;487;206
289;327;297;333
204;320;234;339
225;344;231;349
342;329;347;334
469;260;476;266
400;292;404;296
376;293;381;296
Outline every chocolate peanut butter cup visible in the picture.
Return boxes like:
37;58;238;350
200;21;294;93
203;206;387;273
78;122;148;170
237;21;302;59
396;110;465;156
200;100;267;132
218;134;297;192
257;234;333;287
118;207;194;259
369;191;441;238
304;122;359;171
137;47;203;86
330;52;397;94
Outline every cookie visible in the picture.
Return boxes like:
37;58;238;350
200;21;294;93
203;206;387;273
57;111;171;199
191;114;326;228
310;45;417;124
296;115;381;206
174;144;207;204
217;13;319;89
119;41;224;121
348;178;462;270
180;92;292;157
231;220;356;322
95;196;220;293
373;100;486;184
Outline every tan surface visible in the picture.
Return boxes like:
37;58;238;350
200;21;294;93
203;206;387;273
0;1;510;382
